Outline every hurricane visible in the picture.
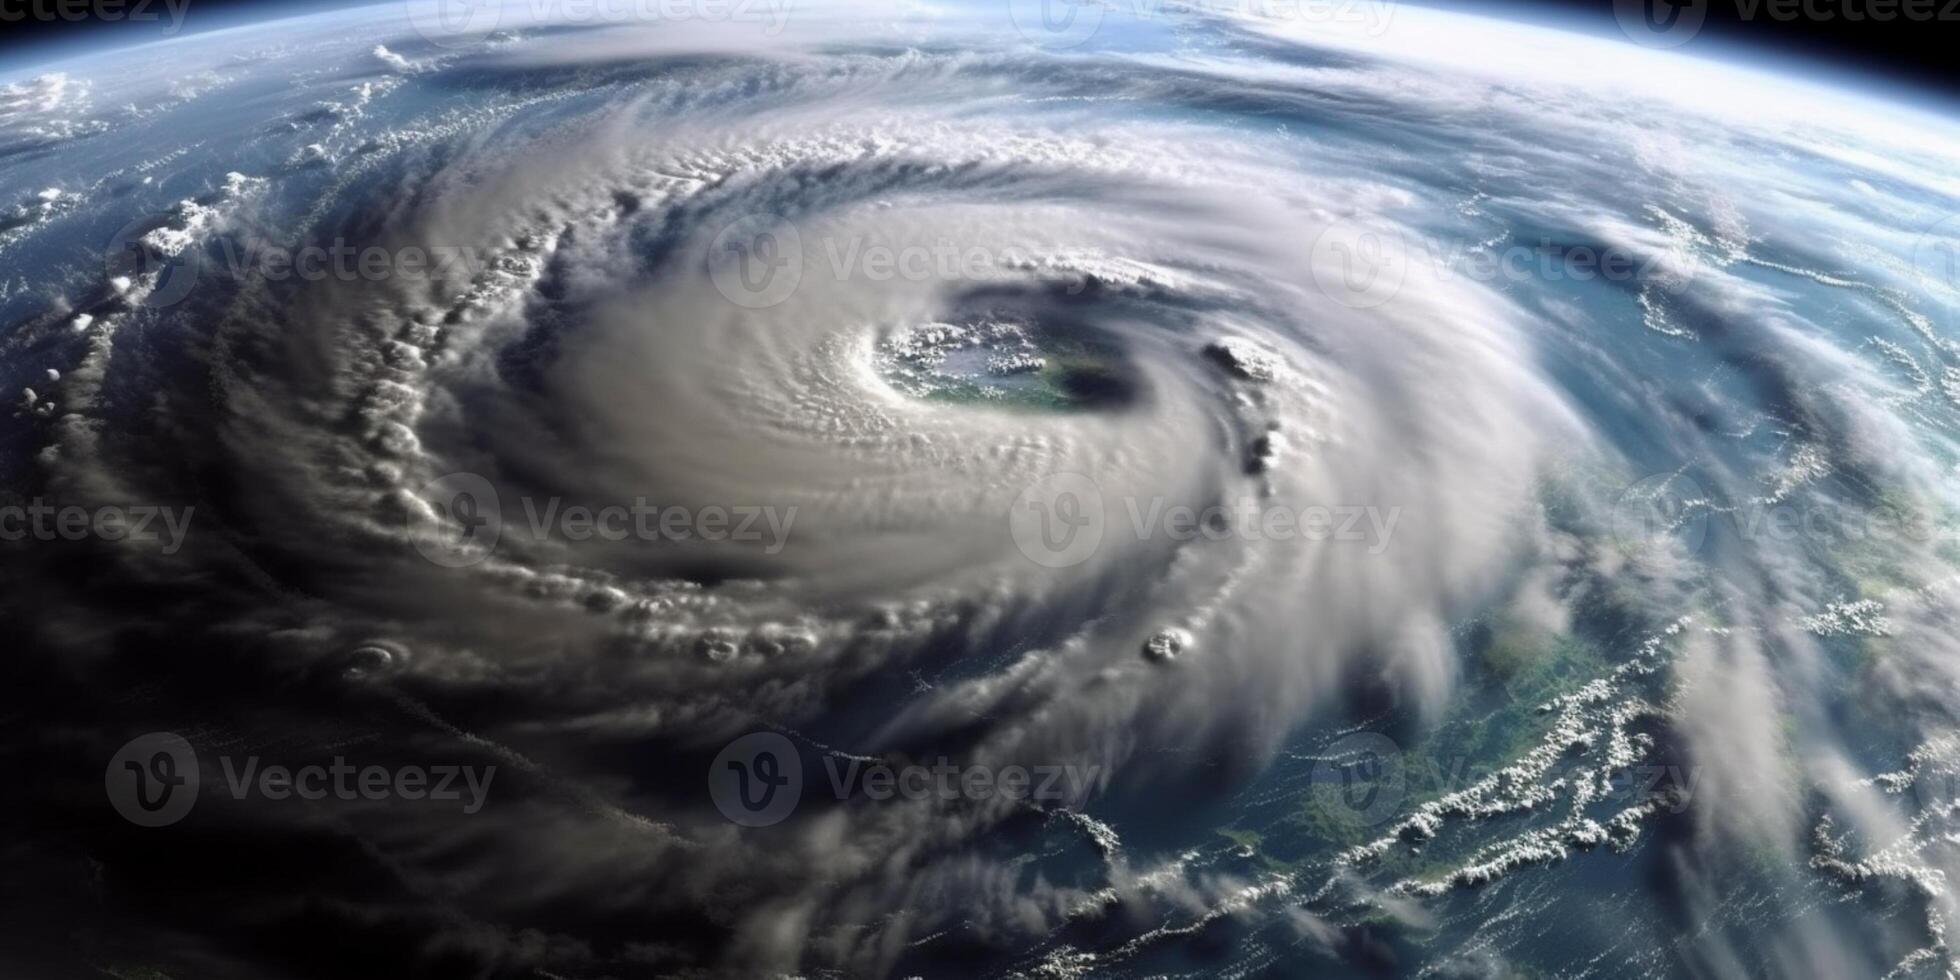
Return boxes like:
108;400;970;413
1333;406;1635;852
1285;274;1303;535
7;1;1960;977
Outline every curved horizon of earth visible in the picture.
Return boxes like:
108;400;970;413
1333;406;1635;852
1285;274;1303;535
5;1;1960;977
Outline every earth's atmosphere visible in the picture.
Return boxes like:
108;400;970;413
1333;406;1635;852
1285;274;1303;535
6;1;1960;977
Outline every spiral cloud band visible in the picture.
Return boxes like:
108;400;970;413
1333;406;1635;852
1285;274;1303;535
6;1;1960;976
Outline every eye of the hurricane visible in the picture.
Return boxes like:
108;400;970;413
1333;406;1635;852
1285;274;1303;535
872;314;1141;411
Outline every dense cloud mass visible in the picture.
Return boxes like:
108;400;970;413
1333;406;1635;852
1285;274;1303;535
4;2;1960;977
